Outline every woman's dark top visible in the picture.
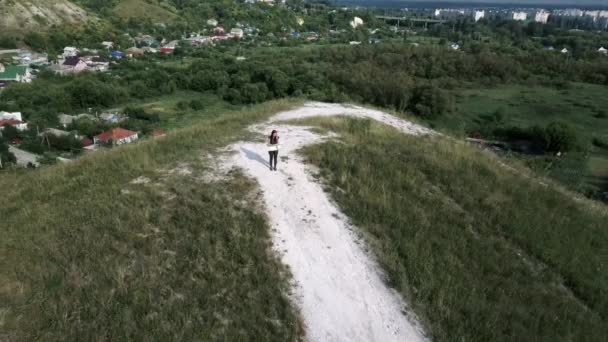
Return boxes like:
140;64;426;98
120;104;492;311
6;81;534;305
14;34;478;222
269;135;279;145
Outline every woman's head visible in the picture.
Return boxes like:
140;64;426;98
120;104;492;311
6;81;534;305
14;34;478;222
270;130;278;138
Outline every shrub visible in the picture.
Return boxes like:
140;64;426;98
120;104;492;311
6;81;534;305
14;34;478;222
189;99;204;110
542;122;578;152
592;137;608;149
409;85;450;119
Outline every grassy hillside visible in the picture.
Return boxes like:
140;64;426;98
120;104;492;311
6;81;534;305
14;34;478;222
0;100;303;340
0;0;89;32
112;0;178;22
301;117;608;341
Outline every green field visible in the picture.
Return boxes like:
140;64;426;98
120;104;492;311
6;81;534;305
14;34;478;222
301;117;608;341
435;83;608;196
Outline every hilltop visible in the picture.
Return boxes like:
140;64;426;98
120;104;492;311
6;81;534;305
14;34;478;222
0;0;90;32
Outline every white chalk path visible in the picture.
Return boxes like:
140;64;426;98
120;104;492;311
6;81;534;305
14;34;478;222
224;102;433;342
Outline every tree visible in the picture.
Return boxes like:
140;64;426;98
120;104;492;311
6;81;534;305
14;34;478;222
409;85;451;119
542;122;578;152
0;136;16;168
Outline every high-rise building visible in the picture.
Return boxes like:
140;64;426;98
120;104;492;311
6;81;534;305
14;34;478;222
535;10;550;24
474;10;485;22
512;12;528;21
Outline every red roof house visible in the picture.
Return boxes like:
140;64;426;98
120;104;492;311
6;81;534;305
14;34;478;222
0;119;28;131
94;127;138;146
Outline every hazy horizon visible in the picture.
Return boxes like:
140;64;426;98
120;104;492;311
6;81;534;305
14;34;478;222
345;0;608;5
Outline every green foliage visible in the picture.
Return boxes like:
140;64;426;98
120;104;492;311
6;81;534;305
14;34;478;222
409;85;451;119
0;136;16;167
0;34;18;49
541;122;579;152
0;124;20;141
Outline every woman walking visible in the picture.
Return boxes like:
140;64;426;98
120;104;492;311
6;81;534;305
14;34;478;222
268;130;279;171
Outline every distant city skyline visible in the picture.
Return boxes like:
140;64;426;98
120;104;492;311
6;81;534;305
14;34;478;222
393;0;608;5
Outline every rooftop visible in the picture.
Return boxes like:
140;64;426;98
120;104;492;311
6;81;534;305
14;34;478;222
95;128;138;143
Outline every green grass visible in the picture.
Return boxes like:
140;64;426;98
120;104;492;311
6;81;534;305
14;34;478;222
112;0;179;22
0;100;303;340
129;91;236;129
439;83;608;195
442;83;608;138
301;117;608;342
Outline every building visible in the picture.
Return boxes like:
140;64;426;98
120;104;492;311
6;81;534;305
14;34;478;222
0;64;31;87
213;27;225;36
535;10;550;24
126;47;145;57
207;18;218;27
110;51;126;59
100;112;125;123
512;12;528;21
0;112;28;131
61;57;88;74
474;11;485;22
561;48;569;54
230;28;244;39
63;47;78;58
58;113;97;128
599;47;608;55
101;41;114;50
350;17;364;29
87;57;110;72
40;128;72;138
94;128;138;146
160;40;179;54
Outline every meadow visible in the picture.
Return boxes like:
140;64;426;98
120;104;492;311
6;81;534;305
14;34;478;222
433;83;608;197
301;117;608;342
0;100;303;340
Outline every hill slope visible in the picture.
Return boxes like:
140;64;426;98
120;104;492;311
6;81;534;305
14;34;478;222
111;0;179;22
0;0;89;32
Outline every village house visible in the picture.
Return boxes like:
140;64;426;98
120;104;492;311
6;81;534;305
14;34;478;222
0;63;32;87
599;47;608;55
207;18;218;27
135;35;160;47
0;112;28;131
160;40;179;54
126;47;145;57
61;56;88;74
63;47;79;58
213;27;225;36
230;28;244;39
39;128;73;138
101;41;114;50
100;111;126;123
86;56;110;71
58;113;97;128
94;127;138;146
110;51;127;59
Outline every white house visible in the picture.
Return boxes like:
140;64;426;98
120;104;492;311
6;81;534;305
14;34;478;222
474;11;485;22
63;47;78;57
0;112;28;131
230;28;244;39
561;48;569;54
350;17;364;29
512;12;528;21
101;41;114;49
0;111;23;121
207;18;218;27
599;47;607;54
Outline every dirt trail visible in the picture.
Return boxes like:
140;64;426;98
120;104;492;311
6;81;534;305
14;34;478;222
224;102;432;341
